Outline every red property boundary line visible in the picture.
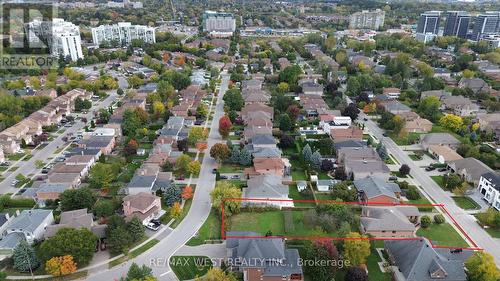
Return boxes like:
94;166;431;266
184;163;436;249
220;198;483;251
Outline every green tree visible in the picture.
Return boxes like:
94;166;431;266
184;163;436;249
210;181;242;216
13;240;40;272
127;217;145;243
439;114;463;132
202;268;237;281
60;188;96;211
418;96;441;122
187;160;201;175
175;154;192;175
277;113;292;131
239;147;252;166
223;89;244;111
210;143;231;163
123;263;156;281
465;252;500;281
279;65;302;85
277;82;289;94
302;144;313;163
39;228;98;266
89;163;117;190
93;199;116;218
107;226;132;255
187;127;208;146
164;185;182;207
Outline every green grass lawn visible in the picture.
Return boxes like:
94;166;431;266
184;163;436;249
431;175;446;189
288;184;315;207
409;154;423;161
484;227;500;238
407;195;435;212
389;131;421;146
391;171;408;178
317;171;331;180
218;164;243;173
292;170;307;181
7;153;27;161
366;248;391;281
170;256;212;280
109;239;159;268
139;142;153;149
416;223;468;248
452;196;480;210
187;209;221;246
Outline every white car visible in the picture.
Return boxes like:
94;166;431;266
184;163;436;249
146;222;160;231
11;180;19;186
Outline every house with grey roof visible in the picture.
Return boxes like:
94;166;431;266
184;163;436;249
344;158;390;180
0;209;54;256
354;176;401;204
243;175;293;209
458;77;491;94
420;90;451;100
126;174;157;195
441;96;480;117
380;101;412;115
315;179;340;192
250;134;277;149
301;81;324;96
226;231;303;281
447;157;495;185
333;140;366;152
252;147;282;159
478;172;500;211
419;133;460;150
44;209;106;240
385;239;473;281
361;206;419;238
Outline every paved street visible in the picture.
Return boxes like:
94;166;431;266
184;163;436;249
0;90;121;195
85;72;230;281
354;103;500;267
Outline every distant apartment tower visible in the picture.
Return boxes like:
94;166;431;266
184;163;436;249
203;11;236;37
91;22;156;47
349;9;385;30
443;11;471;38
471;12;500;41
27;18;84;61
417;11;441;34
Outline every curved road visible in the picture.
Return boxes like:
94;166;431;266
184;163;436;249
86;72;230;281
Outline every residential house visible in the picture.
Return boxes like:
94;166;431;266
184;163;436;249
405;118;433;133
315;179;339;192
330;127;363;143
243;90;270;105
226;231;303;281
477;113;500;136
448;157;496;185
420;90;451;100
337;147;380;164
385;239;473;281
49;163;88;178
354;176;401;204
46;173;81;188
242;79;263;92
477;172;500;211
30;183;72;206
78;136;115;155
122;192;162;225
441;96;480;117
301;82;324;96
126;174;157;195
299;94;329;117
44;209;106;240
458;77;491;94
242;175;293;209
382;87;401;99
379;101;412;115
419;133;460;150
428;145;463;164
243;126;273;142
244;158;288;179
360;206;419;238
0;209;54;256
344;158;390;180
278;57;291;69
249;135;277;149
241;103;274;122
333;140;367;152
251;147;283;159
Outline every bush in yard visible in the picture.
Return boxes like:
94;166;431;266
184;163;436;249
406;186;421;200
38;228;97;267
399;164;410;176
279;134;294;149
421;215;431;228
45;255;77;277
13;240;40;272
465;252;500;281
182;186;193;200
434;214;445;224
320;159;334;172
345;266;369;281
164;185;182;207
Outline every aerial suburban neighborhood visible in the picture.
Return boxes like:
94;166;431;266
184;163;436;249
0;0;499;281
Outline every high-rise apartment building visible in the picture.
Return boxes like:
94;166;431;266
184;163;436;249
417;11;441;35
471;12;500;41
91;22;156;47
27;18;84;61
443;11;471;38
349;9;385;30
203;11;236;37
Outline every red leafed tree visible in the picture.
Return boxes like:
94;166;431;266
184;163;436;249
287;105;300;120
218;115;232;138
182;186;193;199
124;139;139;157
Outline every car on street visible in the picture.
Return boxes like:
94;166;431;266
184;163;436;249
363;118;368;121
231;175;240;179
11;180;19;186
382;133;388;137
425;166;436;171
388;176;398;181
212;168;217;174
220;175;228;179
0;161;10;166
438;167;448;172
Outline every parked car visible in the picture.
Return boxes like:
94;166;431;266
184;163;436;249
425;166;436;171
0;161;10;166
41;167;51;174
382;133;388;137
146;220;161;231
220;175;228;179
363;118;368;121
194;120;203;125
388;176;398;181
438;167;448;172
231;175;240;179
11;180;19;186
212;168;217;174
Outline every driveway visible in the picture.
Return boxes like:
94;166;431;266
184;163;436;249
353;99;500;267
84;72;231;280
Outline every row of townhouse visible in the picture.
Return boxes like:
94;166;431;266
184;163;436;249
171;85;208;118
0;88;93;155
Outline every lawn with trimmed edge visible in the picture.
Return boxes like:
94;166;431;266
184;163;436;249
452;196;480;210
218;164;243;173
288;184;315;207
416;223;468;247
187;209;221;246
431;175;446;189
366;248;391;281
170;256;212;280
171;198;193;228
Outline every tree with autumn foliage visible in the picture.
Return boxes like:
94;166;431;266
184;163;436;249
45;255;77;277
123;139;139;157
218;115;232;138
210;143;231;163
187;160;201;175
182;186;193;200
343;232;371;266
170;202;182;219
287;104;300;120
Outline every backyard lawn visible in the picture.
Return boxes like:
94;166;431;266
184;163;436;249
407;195;435;212
389;131;421;146
416;223;468;248
187;209;221;246
452;196;480;210
170;256;212;280
292;170;307;181
288;184;315;207
366;248;391;281
218;164;243;173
